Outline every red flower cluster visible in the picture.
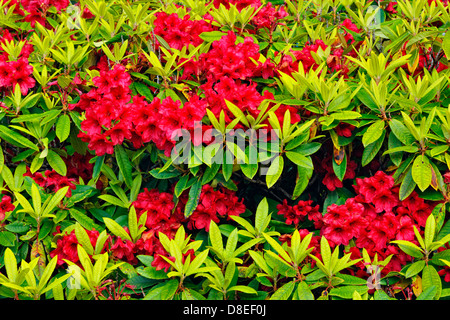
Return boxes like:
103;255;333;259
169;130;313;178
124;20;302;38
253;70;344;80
201;77;274;124
133;188;183;237
0;30;35;96
251;2;288;31
74;63;207;156
123;184;246;270
50;227;107;266
73;64;133;156
0;195;15;222
153;12;215;51
213;0;261;10
277;199;321;226
319;171;436;274
185;184;246;231
131;94;206;156
24;167;76;197
201;31;263;82
3;0;70;27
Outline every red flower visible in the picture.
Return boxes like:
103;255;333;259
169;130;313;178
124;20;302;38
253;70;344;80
187;204;220;231
50;229;104;267
81;133;115;156
335;122;355;137
0;196;15;221
372;189;399;213
385;1;398;14
396;215;415;241
321;221;353;247
438;266;450;282
111;236;137;265
340;19;361;44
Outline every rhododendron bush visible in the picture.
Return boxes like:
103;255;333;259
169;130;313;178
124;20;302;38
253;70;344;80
1;0;450;302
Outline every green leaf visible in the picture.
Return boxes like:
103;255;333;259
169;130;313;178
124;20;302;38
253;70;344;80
42;186;69;218
240;145;258;179
292;166;313;200
442;31;450;64
186;249;211;276
70;208;99;230
46;150;67;176
401;112;420;141
5;221;29;234
0;231;17;247
391;240;424;258
138;266;168;280
98;194;128;208
269;281;295;300
199;31;227;42
74;222;94;255
263;233;292;264
128;206;138;243
134;82;154;101
115;145;133;189
31;183;42;216
184;178;202;218
328;286;369;299
104;217;132;242
424;214;436;250
208;220;223;257
144;279;178;300
296;281;314;300
174;174;190;197
0;125;39;151
416;286;437;300
225;100;249;127
362;129;385;167
388;119;416;145
405;260;426;278
382;145;418;155
362;120;385;147
4;248;18;282
65;185;97;207
149;168;181;180
202;163;220;185
228;285;258;295
412;155;432;192
255;197;269;234
56;114;71;142
285;152;313;169
0;145;4;174
422;265;441;300
332;151;347;182
399;166;416;201
266;155;284;189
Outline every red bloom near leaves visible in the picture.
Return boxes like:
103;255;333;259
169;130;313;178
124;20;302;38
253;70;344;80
320;171;436;274
0;196;15;222
50;228;108;267
128;184;245;270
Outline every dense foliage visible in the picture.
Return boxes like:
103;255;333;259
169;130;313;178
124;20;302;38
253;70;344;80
0;0;450;301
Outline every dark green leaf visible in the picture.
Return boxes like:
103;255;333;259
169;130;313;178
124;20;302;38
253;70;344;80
184;178;202;218
115;145;133;189
0;125;39;151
